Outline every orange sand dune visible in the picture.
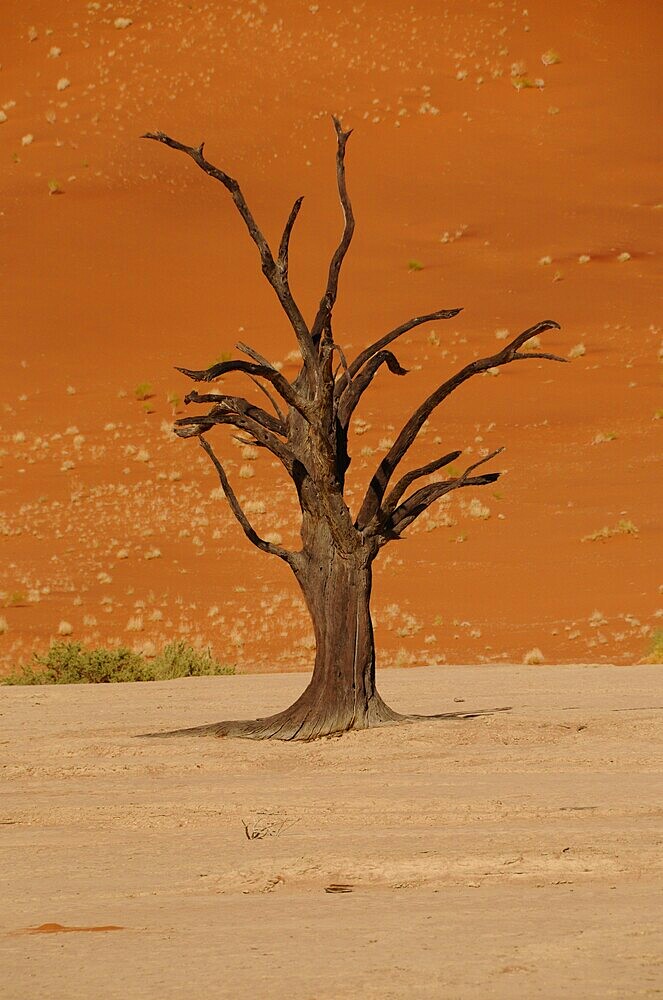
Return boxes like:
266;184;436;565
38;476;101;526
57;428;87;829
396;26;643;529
0;1;661;673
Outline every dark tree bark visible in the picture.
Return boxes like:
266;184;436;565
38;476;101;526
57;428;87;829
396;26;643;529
141;120;567;740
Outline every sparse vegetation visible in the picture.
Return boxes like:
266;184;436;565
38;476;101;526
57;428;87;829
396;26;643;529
4;591;28;608
582;519;639;542
2;641;235;685
134;382;153;401
512;76;544;91
592;431;617;444
407;258;424;272
644;630;663;664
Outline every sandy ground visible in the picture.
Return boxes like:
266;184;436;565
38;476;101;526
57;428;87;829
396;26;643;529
1;1;662;675
2;664;663;998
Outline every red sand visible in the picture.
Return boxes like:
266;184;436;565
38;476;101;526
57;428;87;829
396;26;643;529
1;1;661;674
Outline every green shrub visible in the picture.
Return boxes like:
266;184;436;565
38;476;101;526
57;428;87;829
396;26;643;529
134;382;153;401
2;641;234;685
645;630;663;665
151;640;234;679
407;259;424;272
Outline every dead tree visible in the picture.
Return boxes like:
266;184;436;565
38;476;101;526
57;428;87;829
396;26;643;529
142;119;566;741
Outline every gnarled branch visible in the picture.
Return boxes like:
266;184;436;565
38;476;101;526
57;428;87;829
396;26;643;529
175;358;311;420
384;449;504;539
357;320;564;528
235;341;289;423
278;196;304;274
199;437;293;563
348;307;463;380
183;390;285;436
338;350;408;428
141;131;316;372
248;376;286;425
331;343;352;393
175;404;297;474
310;117;355;345
381;449;463;519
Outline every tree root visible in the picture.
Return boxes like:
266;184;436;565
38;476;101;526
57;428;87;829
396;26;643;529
139;695;508;742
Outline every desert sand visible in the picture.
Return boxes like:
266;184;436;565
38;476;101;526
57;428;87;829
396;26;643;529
0;0;661;674
2;664;663;998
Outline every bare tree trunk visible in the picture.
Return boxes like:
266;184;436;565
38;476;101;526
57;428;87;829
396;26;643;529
289;527;401;737
175;526;401;740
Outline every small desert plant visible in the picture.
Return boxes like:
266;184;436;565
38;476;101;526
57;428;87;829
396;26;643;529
3;642;152;684
644;630;663;665
592;431;617;444
407;259;424;272
151;640;235;679
512;76;544;91
2;641;234;685
582;519;639;542
4;591;28;608
134;382;153;401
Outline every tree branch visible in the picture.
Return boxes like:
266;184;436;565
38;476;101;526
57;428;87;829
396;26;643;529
236;340;274;368
310;117;355;345
277;196;304;273
381;449;463;519
338;350;408;428
175;403;297;474
183;390;286;436
175;358;311;420
348;307;463;379
198;437;293;563
331;343;352;393
248;376;286;425
234;341;289;423
357;320;564;528
141;131;316;371
385;449;504;538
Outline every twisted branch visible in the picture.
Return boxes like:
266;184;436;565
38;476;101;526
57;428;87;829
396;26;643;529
175;358;311;420
386;449;504;538
175;399;298;474
141;131;316;373
278;196;305;274
381;449;463;519
348;307;463;379
338;350;408;428
199;437;293;562
358;320;565;528
182;391;285;436
310;117;355;345
248;376;286;425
